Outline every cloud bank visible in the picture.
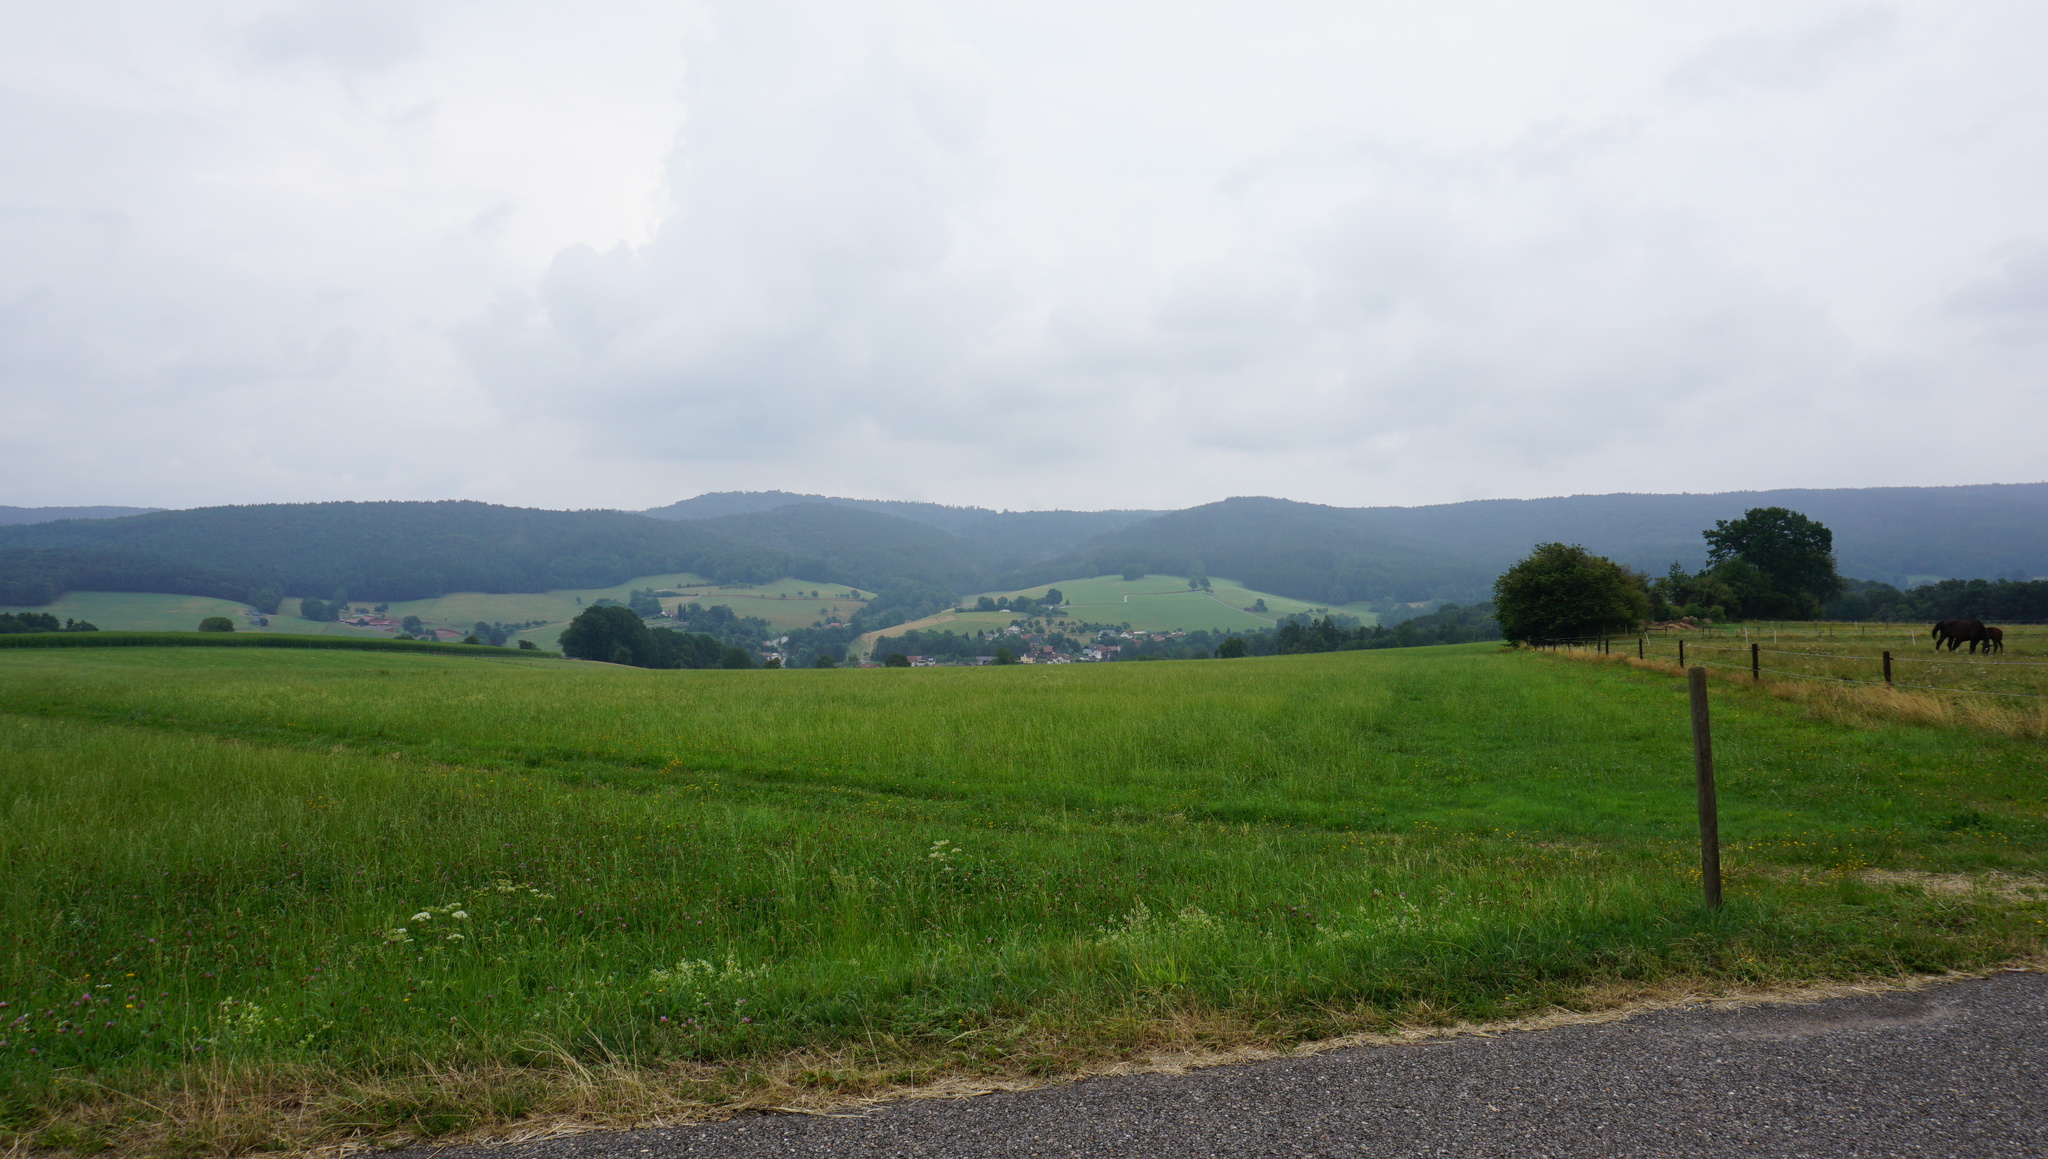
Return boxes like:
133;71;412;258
2;1;2045;510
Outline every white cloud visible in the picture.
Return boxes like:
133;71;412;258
1;1;2044;510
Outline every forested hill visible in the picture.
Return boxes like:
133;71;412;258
0;502;799;607
647;491;1161;564
998;498;1496;605
695;504;995;594
3;484;2038;612
1351;483;2048;586
1007;484;2048;606
0;506;163;526
646;491;995;533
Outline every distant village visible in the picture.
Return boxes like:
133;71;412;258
283;594;1206;666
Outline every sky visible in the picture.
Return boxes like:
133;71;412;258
2;1;2044;514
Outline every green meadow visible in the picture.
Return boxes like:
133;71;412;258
660;577;874;636
0;593;388;637
982;574;1381;633
6;576;879;651
0;644;2042;1153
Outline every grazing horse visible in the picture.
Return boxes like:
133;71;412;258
1932;619;1992;653
1984;625;2004;654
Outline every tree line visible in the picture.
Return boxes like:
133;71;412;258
1482;505;2035;641
0;612;97;634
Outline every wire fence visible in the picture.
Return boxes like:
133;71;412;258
1529;622;2048;704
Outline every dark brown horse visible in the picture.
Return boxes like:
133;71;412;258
1984;625;2004;654
1932;619;1992;653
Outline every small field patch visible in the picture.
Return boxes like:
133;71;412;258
974;574;1379;634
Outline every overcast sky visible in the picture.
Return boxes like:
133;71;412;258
2;2;2044;513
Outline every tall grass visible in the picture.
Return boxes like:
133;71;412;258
0;645;2042;1153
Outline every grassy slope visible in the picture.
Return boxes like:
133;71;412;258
9;575;878;650
977;574;1381;633
662;578;874;636
0;645;2041;1151
0;592;390;637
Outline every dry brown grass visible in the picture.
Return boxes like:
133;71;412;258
1541;648;2048;740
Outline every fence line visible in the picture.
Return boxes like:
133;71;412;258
1529;632;2048;703
1728;646;2048;669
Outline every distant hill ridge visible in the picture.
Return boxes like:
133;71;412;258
646;491;1164;565
0;501;797;608
1;484;2040;612
1007;483;2048;605
0;506;163;526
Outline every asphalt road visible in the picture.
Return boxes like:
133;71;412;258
415;970;2047;1158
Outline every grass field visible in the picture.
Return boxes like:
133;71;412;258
0;593;388;637
1554;622;2048;740
1;644;2042;1154
373;573;719;648
5;576;875;651
662;578;874;635
976;575;1381;634
1636;621;2048;700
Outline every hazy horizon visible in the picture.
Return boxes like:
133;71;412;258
9;478;2048;521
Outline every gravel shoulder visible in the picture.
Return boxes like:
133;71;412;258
409;970;2048;1158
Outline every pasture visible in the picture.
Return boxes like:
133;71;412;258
0;592;385;637
0;644;2042;1154
662;578;874;635
980;574;1380;634
1610;622;2048;708
373;573;717;647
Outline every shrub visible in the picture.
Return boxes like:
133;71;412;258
1216;636;1247;658
1492;543;1649;643
884;653;912;667
197;617;235;633
518;639;538;650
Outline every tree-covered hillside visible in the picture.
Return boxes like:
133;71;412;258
0;502;797;607
5;484;2039;614
646;490;1160;564
1353;483;2048;586
695;503;994;594
1002;485;2048;607
1003;497;1498;606
0;506;163;526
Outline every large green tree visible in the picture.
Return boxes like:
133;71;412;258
1492;543;1650;642
1702;506;1842;618
560;605;725;669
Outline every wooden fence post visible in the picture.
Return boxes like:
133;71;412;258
1638;636;1644;660
1689;667;1723;910
1678;639;1685;667
1883;650;1892;685
1750;642;1760;681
